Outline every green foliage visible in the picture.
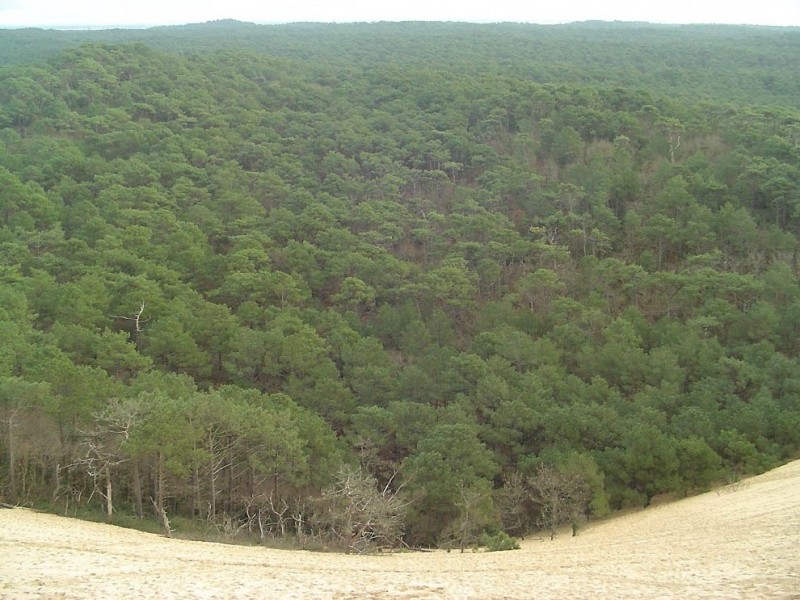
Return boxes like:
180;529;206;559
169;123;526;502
479;530;520;552
402;424;498;546
675;436;723;494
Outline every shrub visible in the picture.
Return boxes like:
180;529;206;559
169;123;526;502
479;531;520;552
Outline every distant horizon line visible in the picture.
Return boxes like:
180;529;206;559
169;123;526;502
2;19;798;31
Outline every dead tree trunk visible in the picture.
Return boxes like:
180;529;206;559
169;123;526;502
153;452;171;538
151;498;172;538
268;492;290;538
209;440;217;520
104;463;113;523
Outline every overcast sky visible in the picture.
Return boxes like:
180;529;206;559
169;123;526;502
1;0;799;28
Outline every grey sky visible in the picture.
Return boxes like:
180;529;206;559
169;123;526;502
1;0;798;28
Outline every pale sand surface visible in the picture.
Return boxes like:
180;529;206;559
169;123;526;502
2;461;799;599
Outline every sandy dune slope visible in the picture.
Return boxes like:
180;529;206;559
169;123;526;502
2;460;799;599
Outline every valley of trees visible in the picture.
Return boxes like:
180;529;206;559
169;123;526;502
0;21;799;550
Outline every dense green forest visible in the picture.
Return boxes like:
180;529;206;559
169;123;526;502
1;21;799;551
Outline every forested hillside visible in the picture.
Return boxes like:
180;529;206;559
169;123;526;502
1;22;799;550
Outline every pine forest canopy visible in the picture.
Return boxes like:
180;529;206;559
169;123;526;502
2;21;800;108
0;21;799;549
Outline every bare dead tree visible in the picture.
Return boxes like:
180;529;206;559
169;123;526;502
528;464;589;540
70;398;146;522
454;484;493;553
267;491;290;538
204;429;238;521
291;496;312;547
74;438;127;522
314;465;408;553
112;301;148;349
658;119;684;164
150;496;172;538
495;471;532;538
238;490;290;542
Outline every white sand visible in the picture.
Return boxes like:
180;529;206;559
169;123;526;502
2;460;799;599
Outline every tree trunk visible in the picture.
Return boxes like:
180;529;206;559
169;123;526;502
6;417;16;503
154;453;171;537
225;458;233;514
150;497;172;538
104;464;113;523
209;438;217;520
132;461;143;519
192;467;200;518
20;453;29;502
156;452;165;517
51;463;61;505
